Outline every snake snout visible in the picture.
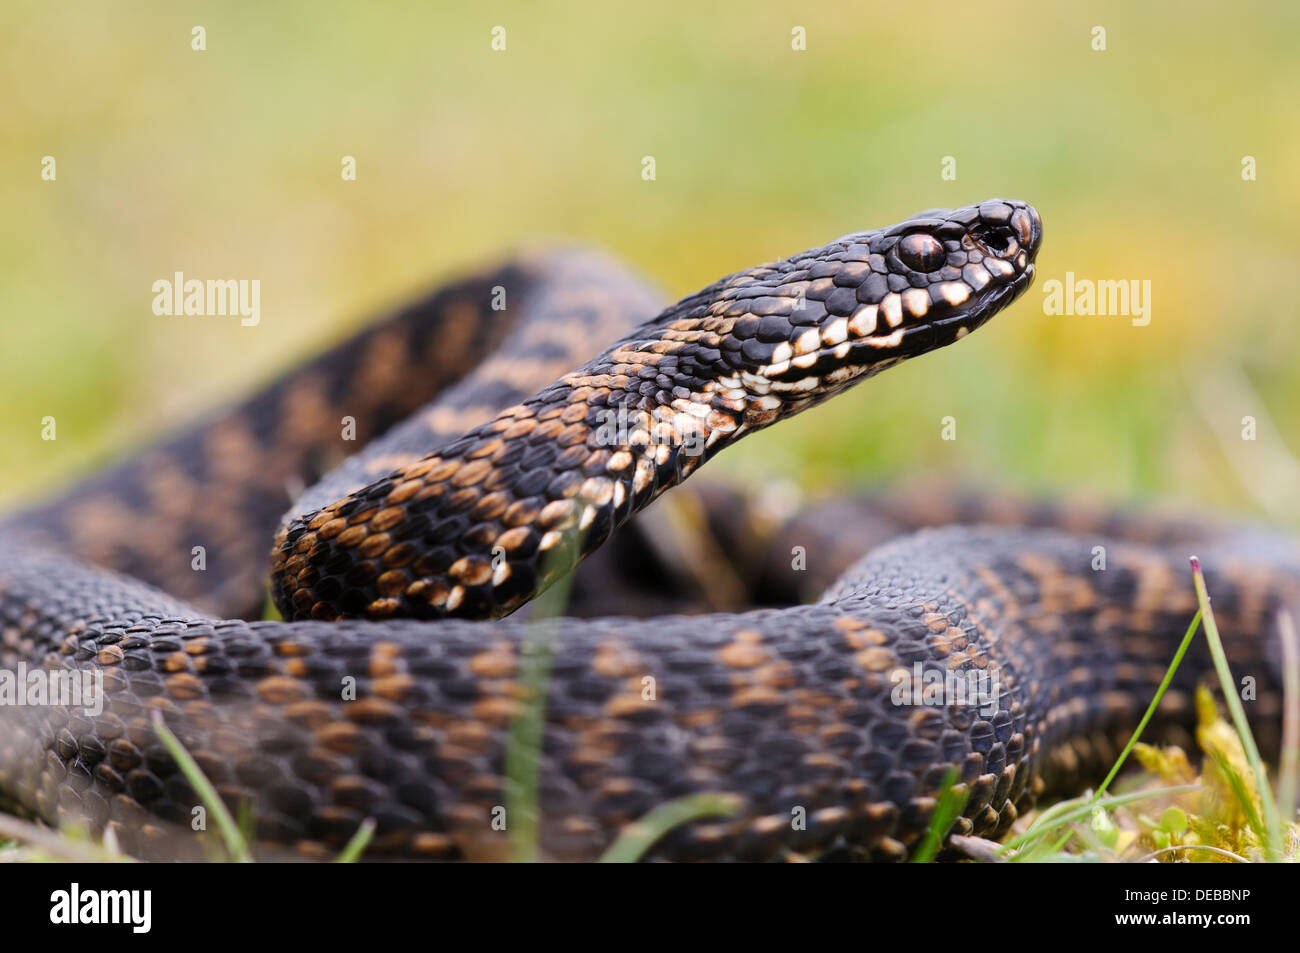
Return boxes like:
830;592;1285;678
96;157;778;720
967;199;1042;269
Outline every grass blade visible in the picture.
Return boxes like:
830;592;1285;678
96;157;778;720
503;631;553;863
999;785;1200;855
333;818;376;863
151;709;252;863
910;767;969;863
599;794;739;863
1093;610;1201;800
1190;556;1282;859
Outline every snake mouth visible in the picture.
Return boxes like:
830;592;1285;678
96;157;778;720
905;259;1037;346
969;201;1043;263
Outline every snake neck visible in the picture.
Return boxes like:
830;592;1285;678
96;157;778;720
268;292;889;624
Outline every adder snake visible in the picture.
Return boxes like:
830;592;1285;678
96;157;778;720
3;199;1297;861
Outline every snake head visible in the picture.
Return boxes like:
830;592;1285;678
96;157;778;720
704;198;1042;417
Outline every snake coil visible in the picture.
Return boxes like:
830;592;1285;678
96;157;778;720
3;199;1298;862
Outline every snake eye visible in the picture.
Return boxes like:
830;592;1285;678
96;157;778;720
897;233;946;272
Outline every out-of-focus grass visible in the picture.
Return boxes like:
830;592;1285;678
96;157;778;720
2;1;1298;521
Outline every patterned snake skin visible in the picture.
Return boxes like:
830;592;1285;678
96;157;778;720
3;199;1298;862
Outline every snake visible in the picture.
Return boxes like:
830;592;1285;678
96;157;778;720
2;198;1298;862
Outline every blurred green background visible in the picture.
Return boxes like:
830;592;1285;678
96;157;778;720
3;1;1297;521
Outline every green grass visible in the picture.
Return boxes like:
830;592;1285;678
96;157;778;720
503;631;553;864
1090;610;1203;802
909;768;970;863
598;795;740;863
1190;557;1283;857
151;709;254;863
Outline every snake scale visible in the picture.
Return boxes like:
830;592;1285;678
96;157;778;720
3;199;1298;862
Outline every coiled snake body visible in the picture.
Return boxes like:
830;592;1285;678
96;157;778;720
3;200;1298;861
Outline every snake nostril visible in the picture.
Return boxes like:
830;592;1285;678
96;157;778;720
971;224;1018;258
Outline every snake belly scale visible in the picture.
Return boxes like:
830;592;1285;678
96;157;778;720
2;199;1298;861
